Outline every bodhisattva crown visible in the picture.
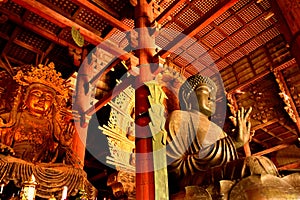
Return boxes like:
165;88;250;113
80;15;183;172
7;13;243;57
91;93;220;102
13;62;69;100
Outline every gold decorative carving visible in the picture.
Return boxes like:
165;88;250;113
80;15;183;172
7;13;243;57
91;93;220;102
107;171;135;199
146;80;168;144
145;80;169;200
71;26;84;47
273;70;297;123
99;86;135;172
13;62;69;100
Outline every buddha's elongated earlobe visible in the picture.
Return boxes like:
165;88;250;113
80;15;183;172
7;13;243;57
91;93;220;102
185;95;192;111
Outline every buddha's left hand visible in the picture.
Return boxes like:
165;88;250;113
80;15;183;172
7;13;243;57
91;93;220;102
231;107;252;148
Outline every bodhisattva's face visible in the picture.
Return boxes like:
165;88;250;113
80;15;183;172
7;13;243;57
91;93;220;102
194;83;216;116
25;84;55;117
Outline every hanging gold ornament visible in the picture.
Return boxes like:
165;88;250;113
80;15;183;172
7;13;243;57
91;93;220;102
71;26;84;47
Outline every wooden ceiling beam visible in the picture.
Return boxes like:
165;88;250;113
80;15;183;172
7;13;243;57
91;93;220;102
85;75;135;116
14;39;43;55
251;137;267;147
228;58;297;94
71;0;131;32
6;56;25;66
2;26;20;55
157;0;239;59
0;8;80;51
279;121;299;137
155;0;187;24
11;0;136;62
40;43;55;63
0;27;20;75
277;160;300;171
253;143;292;156
89;0;120;19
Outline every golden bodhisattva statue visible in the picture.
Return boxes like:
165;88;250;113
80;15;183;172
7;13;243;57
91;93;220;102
0;63;73;163
0;63;97;199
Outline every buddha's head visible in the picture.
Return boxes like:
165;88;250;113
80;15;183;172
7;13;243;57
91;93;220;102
24;83;56;117
179;73;217;116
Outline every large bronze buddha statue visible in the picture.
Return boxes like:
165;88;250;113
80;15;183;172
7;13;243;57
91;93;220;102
166;74;300;200
166;73;252;189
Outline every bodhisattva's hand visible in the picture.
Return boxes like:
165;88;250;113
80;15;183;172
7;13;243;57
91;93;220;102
230;107;252;149
60;123;75;147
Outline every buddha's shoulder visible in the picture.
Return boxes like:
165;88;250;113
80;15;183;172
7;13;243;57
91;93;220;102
167;110;192;122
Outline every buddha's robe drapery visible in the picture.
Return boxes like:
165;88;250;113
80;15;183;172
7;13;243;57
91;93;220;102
166;110;238;177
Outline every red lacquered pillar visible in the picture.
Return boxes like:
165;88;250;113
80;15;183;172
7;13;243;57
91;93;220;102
134;0;156;199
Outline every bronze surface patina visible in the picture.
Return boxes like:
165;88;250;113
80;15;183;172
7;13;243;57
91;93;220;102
166;74;252;183
167;74;300;199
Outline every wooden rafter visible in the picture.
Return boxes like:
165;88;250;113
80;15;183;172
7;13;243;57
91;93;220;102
277;160;300;171
157;0;239;59
2;26;20;55
154;0;187;24
72;0;131;32
11;0;136;62
0;7;80;51
228;58;297;94
0;27;20;76
253;143;292;156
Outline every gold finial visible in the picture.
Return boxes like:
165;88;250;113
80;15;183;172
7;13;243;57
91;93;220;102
13;62;69;100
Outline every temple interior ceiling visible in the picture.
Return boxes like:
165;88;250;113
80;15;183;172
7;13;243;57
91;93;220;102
0;0;300;193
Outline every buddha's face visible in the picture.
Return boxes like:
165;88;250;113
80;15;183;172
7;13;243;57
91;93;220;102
194;83;216;116
25;84;56;117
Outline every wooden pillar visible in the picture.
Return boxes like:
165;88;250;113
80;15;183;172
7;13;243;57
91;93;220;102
134;0;156;199
73;51;92;168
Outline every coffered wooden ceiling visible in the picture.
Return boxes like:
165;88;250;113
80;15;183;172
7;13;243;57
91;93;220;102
1;0;300;192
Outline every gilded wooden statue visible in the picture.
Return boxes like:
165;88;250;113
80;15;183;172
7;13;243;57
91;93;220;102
0;63;73;163
0;63;97;198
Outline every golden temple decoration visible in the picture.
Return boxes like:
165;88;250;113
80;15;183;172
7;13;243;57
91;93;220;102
145;80;169;200
71;26;84;47
273;70;297;123
13;62;69;101
146;80;168;144
99;86;135;172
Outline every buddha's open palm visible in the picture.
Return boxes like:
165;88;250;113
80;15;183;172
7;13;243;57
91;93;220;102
229;107;252;148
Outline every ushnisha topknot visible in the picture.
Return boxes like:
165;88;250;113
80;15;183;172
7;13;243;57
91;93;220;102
179;73;217;110
180;73;216;96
